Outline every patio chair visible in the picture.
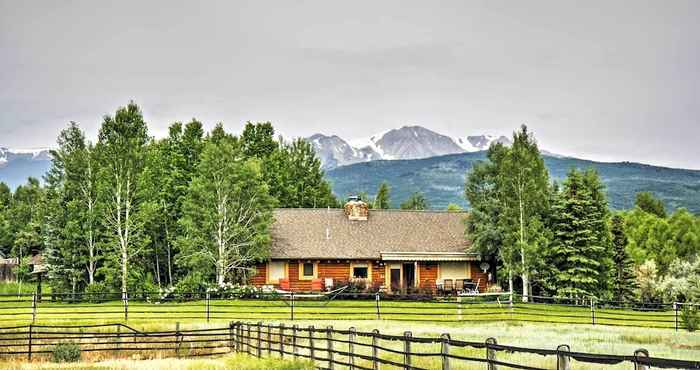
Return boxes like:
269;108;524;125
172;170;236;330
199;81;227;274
454;279;465;294
443;279;454;296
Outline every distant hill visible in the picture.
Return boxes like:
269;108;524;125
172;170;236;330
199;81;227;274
326;151;700;213
0;147;52;189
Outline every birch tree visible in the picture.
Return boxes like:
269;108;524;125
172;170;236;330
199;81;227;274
96;102;149;297
178;138;274;285
499;125;550;302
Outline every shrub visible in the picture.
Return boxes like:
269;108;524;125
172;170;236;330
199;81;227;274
681;305;699;332
51;342;81;363
172;273;210;300
84;282;111;303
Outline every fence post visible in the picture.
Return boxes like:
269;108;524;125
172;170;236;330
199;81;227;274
267;324;272;356
508;292;514;321
327;326;334;370
633;349;650;370
256;322;263;358
116;325;121;353
32;292;37;323
206;292;210;323
279;323;285;358
349;327;356;370
292;325;299;358
290;292;295;321
591;298;596;326
123;292;128;322
403;331;412;369
309;326;316;362
375;293;381;320
27;324;33;361
486;337;497;370
371;329;380;370
229;322;235;352
440;333;451;370
175;322;181;358
674;302;679;331
556;344;571;370
246;323;251;355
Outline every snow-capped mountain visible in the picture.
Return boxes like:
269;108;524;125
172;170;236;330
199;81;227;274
0;147;52;168
307;126;512;169
0;147;53;188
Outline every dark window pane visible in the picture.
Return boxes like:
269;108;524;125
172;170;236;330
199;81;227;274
353;267;368;279
303;263;314;277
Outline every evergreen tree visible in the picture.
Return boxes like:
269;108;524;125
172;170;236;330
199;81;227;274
611;214;637;302
548;169;604;298
374;182;391;209
0;182;12;254
635;192;667;218
44;122;102;293
400;192;428;210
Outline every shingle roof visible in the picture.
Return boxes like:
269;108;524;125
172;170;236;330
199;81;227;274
269;208;474;259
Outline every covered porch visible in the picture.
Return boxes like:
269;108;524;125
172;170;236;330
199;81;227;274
380;251;488;294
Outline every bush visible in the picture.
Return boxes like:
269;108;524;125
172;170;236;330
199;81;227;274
84;282;112;303
681;305;699;332
51;342;81;363
172;273;210;300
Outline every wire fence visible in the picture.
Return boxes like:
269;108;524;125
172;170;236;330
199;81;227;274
0;291;696;331
0;321;698;369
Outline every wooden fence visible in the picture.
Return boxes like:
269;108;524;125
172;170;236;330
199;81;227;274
0;322;699;369
0;292;694;331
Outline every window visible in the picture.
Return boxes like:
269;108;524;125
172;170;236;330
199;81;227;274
267;261;287;284
299;262;317;280
350;262;371;281
352;266;368;279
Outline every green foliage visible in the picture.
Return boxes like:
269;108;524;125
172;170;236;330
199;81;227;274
400;192;428;210
374;182;391;209
636;260;661;302
83;282;110;303
446;203;463;212
635;191;667;218
173;272;211;296
178;140;274;285
51;342;81;363
611;214;637;302
240;121;277;159
681;306;699;332
465;125;550;297
262;138;337;208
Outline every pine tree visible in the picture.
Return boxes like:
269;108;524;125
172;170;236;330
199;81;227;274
374;182;391;209
611;214;637;302
548;169;603;298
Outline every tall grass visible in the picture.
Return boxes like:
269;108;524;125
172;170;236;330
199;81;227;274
0;282;50;295
1;354;314;370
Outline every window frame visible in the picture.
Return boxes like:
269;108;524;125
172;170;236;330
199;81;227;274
349;262;372;282
298;261;318;280
266;261;288;284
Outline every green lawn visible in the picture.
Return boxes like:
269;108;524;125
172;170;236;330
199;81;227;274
0;297;697;370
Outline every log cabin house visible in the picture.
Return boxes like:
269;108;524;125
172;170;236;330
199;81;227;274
250;199;494;294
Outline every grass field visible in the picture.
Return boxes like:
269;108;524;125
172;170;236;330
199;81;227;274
0;297;698;369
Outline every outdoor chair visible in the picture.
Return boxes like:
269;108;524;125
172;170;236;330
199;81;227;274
443;279;454;296
454;279;465;294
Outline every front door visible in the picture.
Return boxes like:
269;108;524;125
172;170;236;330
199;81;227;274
390;268;401;291
403;263;415;291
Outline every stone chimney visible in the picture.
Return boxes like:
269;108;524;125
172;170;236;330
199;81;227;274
344;196;369;221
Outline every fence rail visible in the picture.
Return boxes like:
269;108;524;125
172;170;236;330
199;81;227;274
0;291;694;331
0;322;698;369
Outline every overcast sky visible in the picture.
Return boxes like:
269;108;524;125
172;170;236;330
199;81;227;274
1;1;699;168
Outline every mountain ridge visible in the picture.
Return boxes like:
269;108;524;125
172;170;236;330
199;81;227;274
306;125;513;169
325;151;700;213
